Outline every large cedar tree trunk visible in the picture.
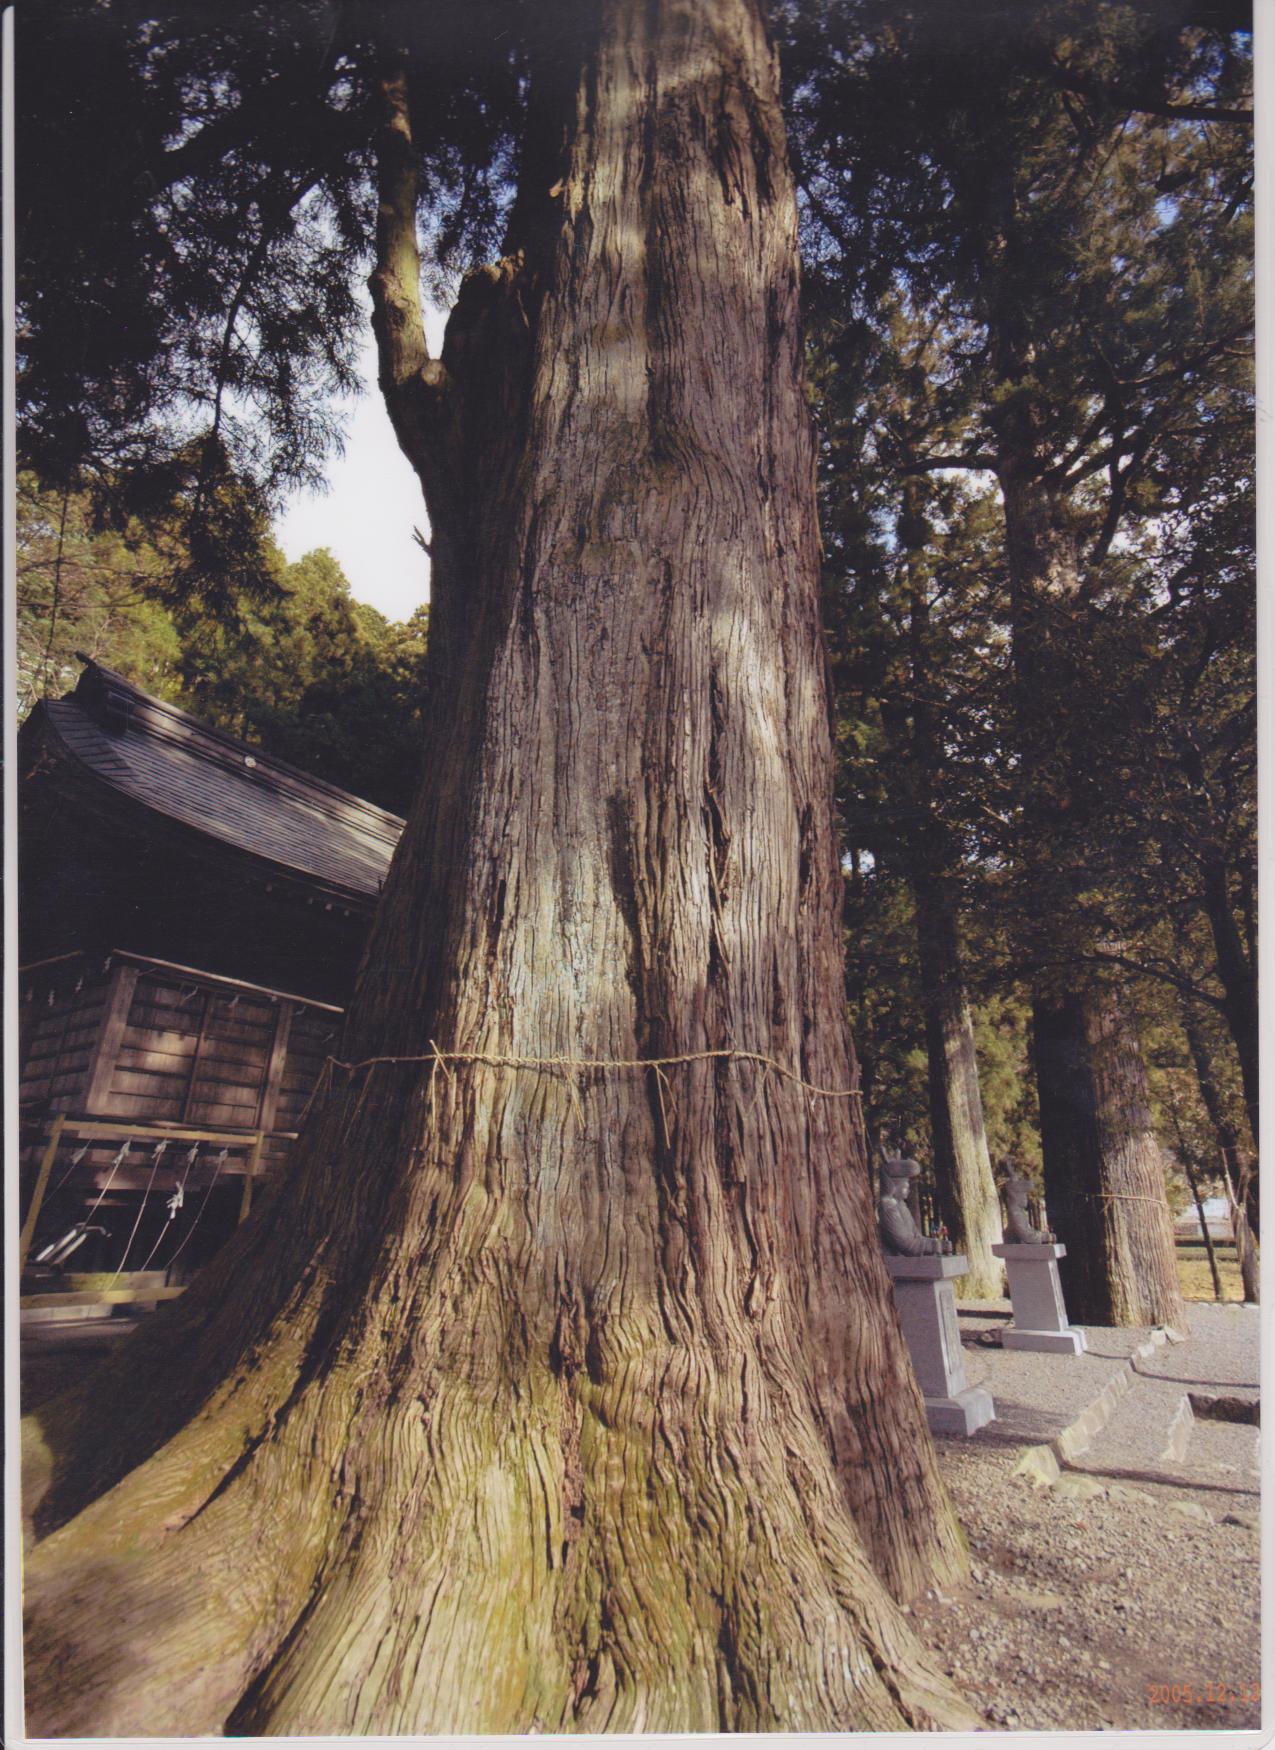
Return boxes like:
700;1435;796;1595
1034;980;1186;1327
22;1;974;1734
998;446;1185;1330
914;876;1004;1298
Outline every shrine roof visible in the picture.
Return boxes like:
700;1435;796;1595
34;658;404;901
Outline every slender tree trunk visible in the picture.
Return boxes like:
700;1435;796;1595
1181;1150;1223;1301
1033;980;1187;1328
1182;1000;1259;1300
913;876;1004;1298
1173;732;1259;1151
1197;851;1260;1151
22;3;974;1735
874;496;1002;1297
1227;1188;1259;1304
996;450;1185;1330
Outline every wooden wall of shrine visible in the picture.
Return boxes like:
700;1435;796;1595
18;949;342;1307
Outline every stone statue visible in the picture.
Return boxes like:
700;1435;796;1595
878;1155;952;1256
1001;1163;1052;1244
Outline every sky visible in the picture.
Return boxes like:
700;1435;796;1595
274;301;447;623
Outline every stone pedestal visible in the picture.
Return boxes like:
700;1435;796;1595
885;1254;996;1435
992;1241;1087;1354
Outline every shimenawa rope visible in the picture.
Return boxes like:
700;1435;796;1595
324;1043;861;1096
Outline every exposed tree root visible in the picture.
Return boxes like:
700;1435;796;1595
24;1282;978;1735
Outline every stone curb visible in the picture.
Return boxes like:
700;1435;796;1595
1012;1327;1174;1490
1159;1392;1194;1465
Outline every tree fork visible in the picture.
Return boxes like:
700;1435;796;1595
23;0;974;1731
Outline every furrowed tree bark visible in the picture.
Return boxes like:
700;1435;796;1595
914;874;1004;1298
997;428;1185;1330
22;1;974;1734
1033;980;1186;1327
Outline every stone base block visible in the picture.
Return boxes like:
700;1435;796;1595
1003;1326;1087;1354
925;1386;996;1436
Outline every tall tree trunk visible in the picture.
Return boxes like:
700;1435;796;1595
1179;1144;1224;1301
1173;730;1258;1150
1197;850;1260;1151
997;451;1185;1330
1034;980;1186;1328
1182;999;1259;1300
879;492;1002;1297
21;2;974;1735
913;876;1004;1298
1226;1187;1260;1305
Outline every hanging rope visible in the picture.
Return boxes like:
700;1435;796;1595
162;1149;228;1273
110;1141;168;1281
46;1141;91;1203
82;1139;134;1221
136;1145;200;1273
1073;1191;1174;1207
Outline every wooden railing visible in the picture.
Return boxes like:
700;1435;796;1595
18;1113;298;1311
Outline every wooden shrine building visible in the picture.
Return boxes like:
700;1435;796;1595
18;658;406;1315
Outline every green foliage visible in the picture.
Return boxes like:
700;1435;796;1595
800;0;1252;1171
843;861;929;1158
16;0;525;603
17;475;427;814
16;475;184;714
971;994;1041;1177
174;548;430;814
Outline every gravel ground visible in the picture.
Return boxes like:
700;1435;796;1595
912;1439;1261;1732
1134;1300;1260;1392
908;1303;1262;1734
20;1310;1260;1735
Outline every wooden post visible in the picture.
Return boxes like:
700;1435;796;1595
238;1132;265;1224
19;1114;66;1273
82;963;140;1115
180;988;215;1124
257;1003;294;1134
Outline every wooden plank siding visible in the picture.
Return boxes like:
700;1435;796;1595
19;961;113;1110
93;973;314;1134
19;954;345;1283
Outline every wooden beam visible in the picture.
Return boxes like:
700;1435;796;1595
54;1119;291;1145
18;1115;66;1273
238;1133;265;1224
93;948;344;1015
180;987;214;1125
82;962;140;1114
20;1286;186;1310
257;1003;294;1134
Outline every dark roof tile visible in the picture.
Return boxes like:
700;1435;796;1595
44;662;404;900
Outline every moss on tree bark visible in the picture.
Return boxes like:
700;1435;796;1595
22;0;975;1732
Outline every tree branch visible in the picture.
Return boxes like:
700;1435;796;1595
1044;57;1252;128
367;53;450;478
896;452;1000;475
1075;948;1229;1010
